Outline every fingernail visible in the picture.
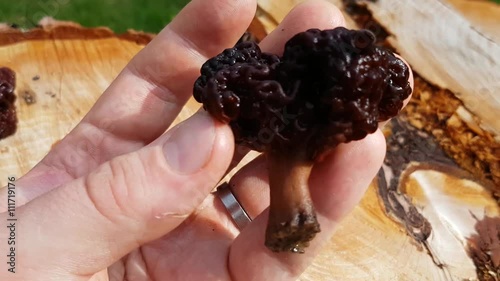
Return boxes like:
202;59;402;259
163;112;215;174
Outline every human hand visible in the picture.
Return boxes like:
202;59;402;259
0;0;413;280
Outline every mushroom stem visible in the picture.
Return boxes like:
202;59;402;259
265;148;320;253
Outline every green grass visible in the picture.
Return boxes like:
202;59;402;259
0;0;190;33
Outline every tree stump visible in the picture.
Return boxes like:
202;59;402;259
1;2;499;279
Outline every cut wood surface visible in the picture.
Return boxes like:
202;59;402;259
364;0;500;136
0;23;157;187
447;0;500;42
1;2;499;280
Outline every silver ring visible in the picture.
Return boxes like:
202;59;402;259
215;182;252;230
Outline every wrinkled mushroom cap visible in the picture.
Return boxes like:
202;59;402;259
194;27;411;159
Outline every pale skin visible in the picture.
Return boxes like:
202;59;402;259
0;0;413;280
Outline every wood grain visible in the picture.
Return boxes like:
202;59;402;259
364;0;500;135
0;24;152;186
447;0;500;42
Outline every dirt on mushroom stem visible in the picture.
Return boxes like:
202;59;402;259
265;144;320;253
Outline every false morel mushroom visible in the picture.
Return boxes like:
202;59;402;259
0;67;17;140
193;27;412;253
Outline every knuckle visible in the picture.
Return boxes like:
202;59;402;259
84;151;153;226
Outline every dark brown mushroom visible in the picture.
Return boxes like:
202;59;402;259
0;67;17;140
193;27;411;253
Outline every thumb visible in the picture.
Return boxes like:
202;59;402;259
1;112;234;280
